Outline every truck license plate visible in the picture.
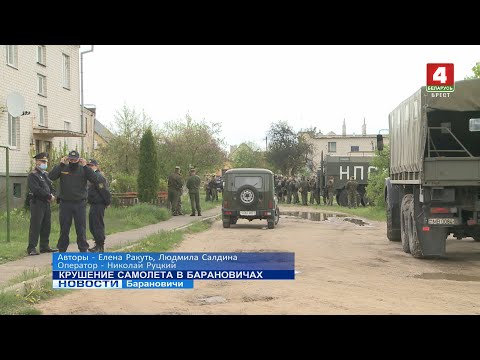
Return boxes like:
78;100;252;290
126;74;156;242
240;211;256;216
428;218;456;225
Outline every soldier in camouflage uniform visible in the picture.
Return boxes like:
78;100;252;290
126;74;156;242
168;166;183;215
346;176;358;208
287;177;295;204
299;176;309;205
309;176;316;204
293;178;300;204
326;177;335;206
209;174;218;201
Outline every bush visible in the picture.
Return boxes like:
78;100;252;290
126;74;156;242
110;173;137;193
159;179;168;191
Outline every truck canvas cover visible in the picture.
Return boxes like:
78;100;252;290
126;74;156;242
389;78;480;175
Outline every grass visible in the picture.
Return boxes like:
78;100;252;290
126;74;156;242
280;202;387;222
0;217;215;315
0;277;70;315
0;203;171;264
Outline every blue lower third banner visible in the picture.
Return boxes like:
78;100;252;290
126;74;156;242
52;279;194;289
51;252;295;289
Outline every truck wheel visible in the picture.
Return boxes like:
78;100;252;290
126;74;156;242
386;188;401;241
230;217;237;225
406;194;424;258
338;189;348;207
268;220;275;229
400;195;411;253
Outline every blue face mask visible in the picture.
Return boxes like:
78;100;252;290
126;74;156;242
39;163;48;170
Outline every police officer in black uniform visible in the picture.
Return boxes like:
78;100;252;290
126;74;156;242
48;150;100;252
26;152;58;255
86;159;111;253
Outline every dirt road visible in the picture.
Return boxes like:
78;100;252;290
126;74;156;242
36;206;480;314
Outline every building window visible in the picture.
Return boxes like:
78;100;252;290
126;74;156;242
64;120;71;131
351;146;359;152
35;140;42;154
328;142;336;153
62;53;71;89
6;45;18;68
38;105;47;126
13;183;21;198
8;114;19;148
37;74;47;96
37;45;46;65
44;141;51;155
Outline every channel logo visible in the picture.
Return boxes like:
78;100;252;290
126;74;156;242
426;63;454;93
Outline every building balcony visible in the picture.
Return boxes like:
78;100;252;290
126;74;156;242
33;127;85;138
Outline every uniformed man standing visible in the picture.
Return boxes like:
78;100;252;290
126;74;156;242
186;168;202;216
287;177;294;204
26;152;58;255
48;150;101;252
346;176;358;208
168;166;183;216
309;176;316;205
204;176;211;202
86;159;111;253
326;177;335;206
299;176;309;205
210;174;218;201
294;178;300;204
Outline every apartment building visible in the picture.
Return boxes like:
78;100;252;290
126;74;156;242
0;45;83;209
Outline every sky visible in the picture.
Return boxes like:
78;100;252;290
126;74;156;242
81;45;479;150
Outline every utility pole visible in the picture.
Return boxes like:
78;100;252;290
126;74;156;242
80;45;94;154
1;145;10;242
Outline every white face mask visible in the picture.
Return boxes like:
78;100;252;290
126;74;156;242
39;163;48;170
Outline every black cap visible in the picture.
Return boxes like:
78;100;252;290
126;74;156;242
33;152;49;161
87;159;98;166
68;150;80;159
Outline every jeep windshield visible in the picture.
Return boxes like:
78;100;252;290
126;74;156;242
233;176;263;189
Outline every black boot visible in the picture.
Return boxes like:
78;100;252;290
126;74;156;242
88;244;104;253
190;213;196;216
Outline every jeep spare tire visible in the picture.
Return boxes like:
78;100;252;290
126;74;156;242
237;185;259;208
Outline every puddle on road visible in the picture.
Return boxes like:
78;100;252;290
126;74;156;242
414;273;480;282
280;211;369;226
280;211;345;221
343;217;369;226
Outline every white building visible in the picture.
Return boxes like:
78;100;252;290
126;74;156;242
301;119;389;171
0;45;84;209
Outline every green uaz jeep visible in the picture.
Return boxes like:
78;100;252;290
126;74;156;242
221;168;280;229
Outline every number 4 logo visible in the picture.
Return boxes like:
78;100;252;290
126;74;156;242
427;63;454;92
433;66;447;83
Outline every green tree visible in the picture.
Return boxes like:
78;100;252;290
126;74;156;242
158;113;226;179
464;63;480;80
230;142;265;168
366;144;390;208
96;104;157;179
137;128;159;203
266;121;313;176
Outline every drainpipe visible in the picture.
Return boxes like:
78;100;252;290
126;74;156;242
80;45;94;154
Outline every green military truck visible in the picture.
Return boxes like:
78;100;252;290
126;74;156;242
317;155;376;206
381;78;480;258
